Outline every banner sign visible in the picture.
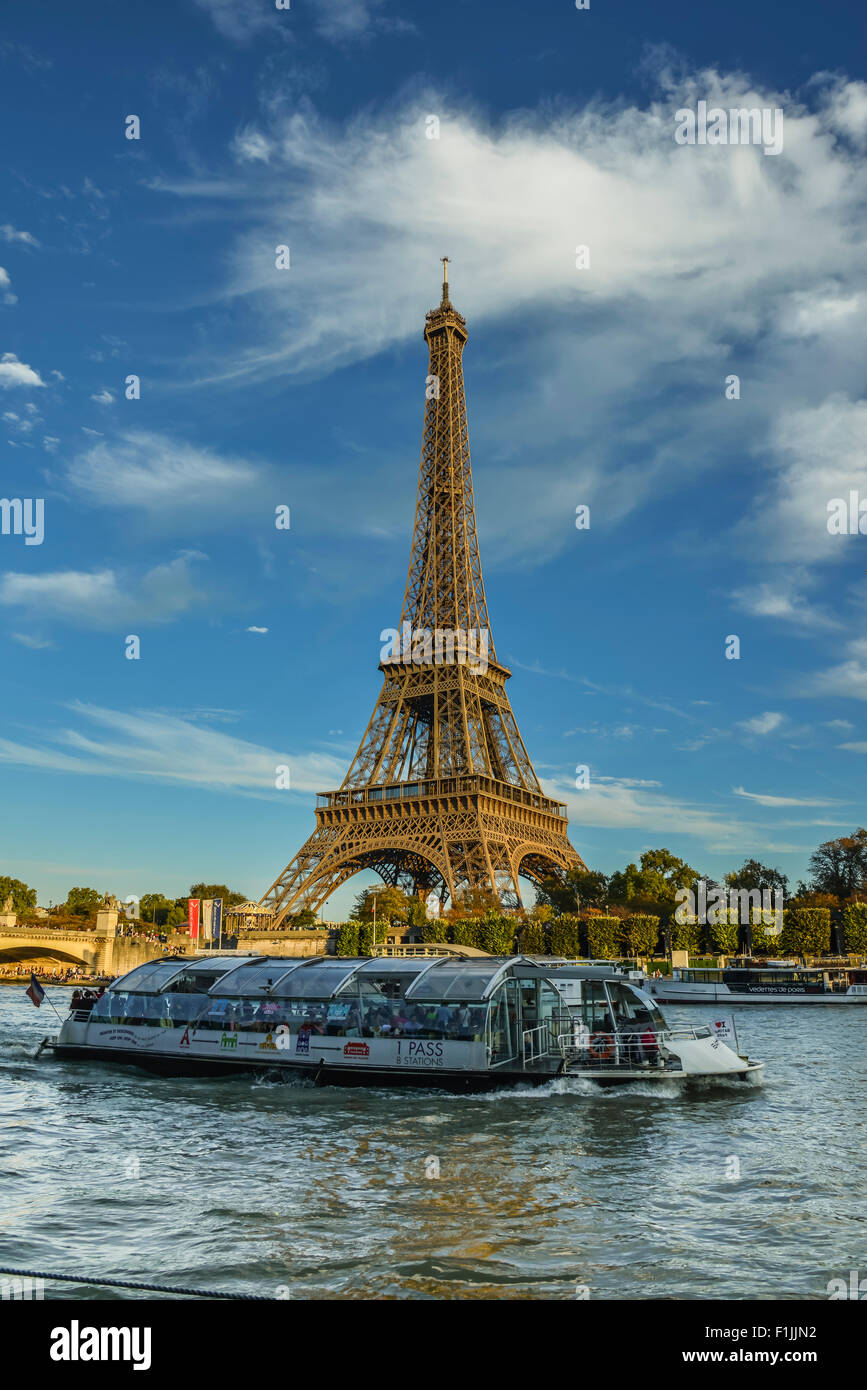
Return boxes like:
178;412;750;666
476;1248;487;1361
212;898;223;942
188;898;200;940
710;1015;737;1046
201;899;214;940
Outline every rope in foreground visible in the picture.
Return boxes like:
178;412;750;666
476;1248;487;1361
0;1265;275;1300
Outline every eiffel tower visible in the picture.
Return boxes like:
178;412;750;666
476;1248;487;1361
257;262;585;926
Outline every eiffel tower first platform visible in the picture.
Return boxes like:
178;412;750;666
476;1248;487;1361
258;263;586;926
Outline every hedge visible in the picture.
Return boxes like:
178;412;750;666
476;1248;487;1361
518;921;549;955
708;919;739;955
335;923;359;956
779;906;831;957
585;916;620;958
358;923;374;956
671;919;702;953
549;915;583;958
842;902;867;954
620;914;660;958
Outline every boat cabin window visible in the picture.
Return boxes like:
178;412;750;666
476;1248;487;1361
678;970;723;983
89;992;209;1026
606;982;666;1031
577;980;615;1033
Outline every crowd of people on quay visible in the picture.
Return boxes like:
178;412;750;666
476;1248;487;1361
1;964;116;984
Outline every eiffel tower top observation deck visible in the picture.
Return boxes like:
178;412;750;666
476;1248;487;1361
256;266;585;922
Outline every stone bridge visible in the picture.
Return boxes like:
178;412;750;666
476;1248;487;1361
0;929;168;976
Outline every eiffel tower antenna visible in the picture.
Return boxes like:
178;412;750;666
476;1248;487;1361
255;267;585;925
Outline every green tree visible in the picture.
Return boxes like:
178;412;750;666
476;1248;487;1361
842;902;867;955
725;858;788;896
536;867;608;915
287;908;318;928
189;883;247;908
0;875;37;914
445;886;502;920
139;893;176;927
350;885;412;925
808;830;867;898
609;850;700;906
65;886;103;918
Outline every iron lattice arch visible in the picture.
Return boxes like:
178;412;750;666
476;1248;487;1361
257;267;586;926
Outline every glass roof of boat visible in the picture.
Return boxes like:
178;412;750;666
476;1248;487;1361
270;958;369;998
207;956;320;997
405;956;528;1001
110;956;246;994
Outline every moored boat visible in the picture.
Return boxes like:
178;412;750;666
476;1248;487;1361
46;953;764;1090
643;962;867;1005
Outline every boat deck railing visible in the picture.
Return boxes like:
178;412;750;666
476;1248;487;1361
554;1024;711;1069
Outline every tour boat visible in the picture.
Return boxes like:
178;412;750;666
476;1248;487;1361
45;953;763;1089
642;963;867;1005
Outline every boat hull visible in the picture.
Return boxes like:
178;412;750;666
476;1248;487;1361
50;1041;761;1089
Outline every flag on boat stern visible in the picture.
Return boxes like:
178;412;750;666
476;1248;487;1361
26;973;46;1008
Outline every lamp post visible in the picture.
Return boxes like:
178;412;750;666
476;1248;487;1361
371;892;379;956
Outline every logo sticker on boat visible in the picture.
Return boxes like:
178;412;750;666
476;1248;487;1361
343;1041;370;1058
220;1032;238;1050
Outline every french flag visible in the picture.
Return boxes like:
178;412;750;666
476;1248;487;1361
26;973;46;1008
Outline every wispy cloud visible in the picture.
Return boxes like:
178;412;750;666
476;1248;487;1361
0;553;209;628
738;711;784;735
0;702;346;796
732;786;840;808
66;430;262;511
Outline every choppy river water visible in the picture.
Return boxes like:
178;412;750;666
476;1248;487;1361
1;988;864;1300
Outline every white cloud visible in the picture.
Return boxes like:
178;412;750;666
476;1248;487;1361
143;69;867;575
0;352;45;389
737;395;867;564
731;573;841;630
67;430;261;510
191;0;285;44
801;639;867;701
247;625;269;634
732;786;838;808
838;741;867;753
0;266;16;305
42;435;60;452
10;632;55;649
90;388;115;405
738;712;784;735
231;127;272;163
0;224;39;246
0;702;346;796
0;554;209;628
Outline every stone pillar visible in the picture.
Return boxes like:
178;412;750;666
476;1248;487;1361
95;907;119;938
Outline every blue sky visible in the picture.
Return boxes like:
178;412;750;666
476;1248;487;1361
1;0;866;917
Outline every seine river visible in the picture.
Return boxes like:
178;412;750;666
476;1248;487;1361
1;988;864;1301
